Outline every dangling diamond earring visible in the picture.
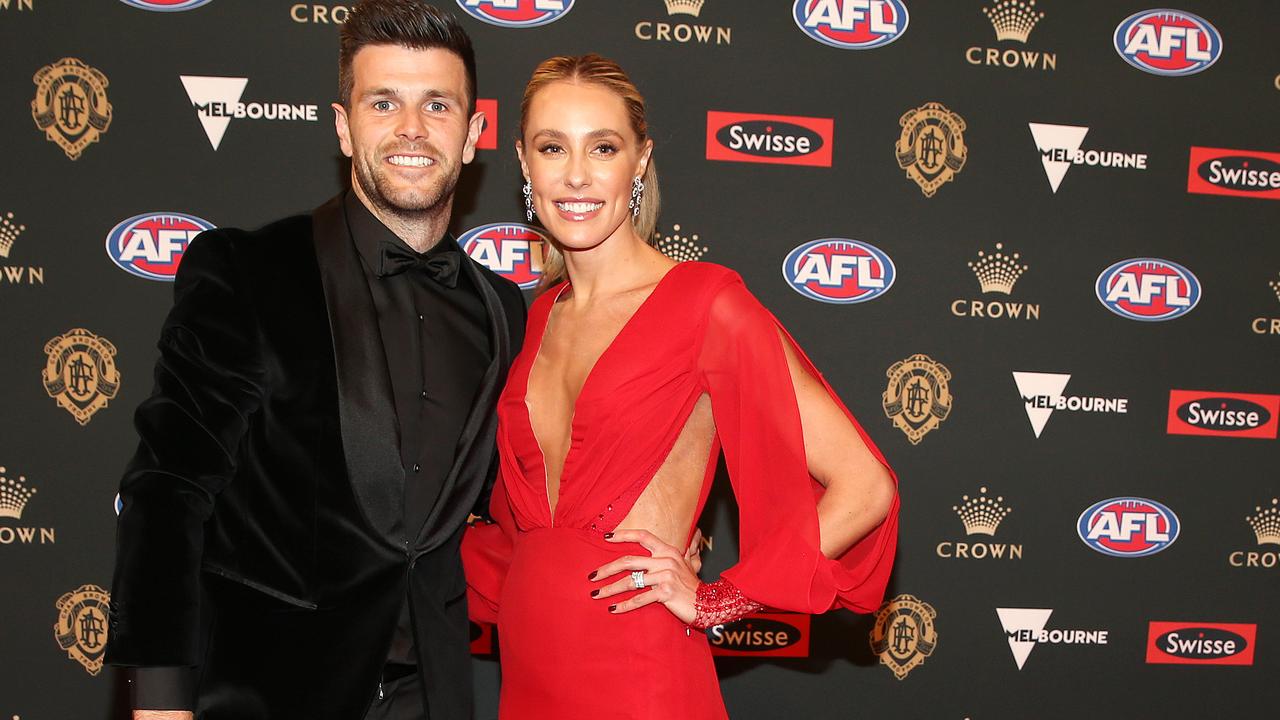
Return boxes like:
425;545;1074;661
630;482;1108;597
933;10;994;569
628;176;644;218
523;180;535;222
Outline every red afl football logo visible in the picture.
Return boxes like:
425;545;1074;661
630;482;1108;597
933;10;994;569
460;223;549;289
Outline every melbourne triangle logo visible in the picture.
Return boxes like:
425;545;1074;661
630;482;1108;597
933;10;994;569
1028;123;1087;193
997;607;1052;670
180;76;248;150
1013;371;1070;438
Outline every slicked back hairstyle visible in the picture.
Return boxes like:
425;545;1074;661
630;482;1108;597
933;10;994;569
338;0;477;113
521;54;662;292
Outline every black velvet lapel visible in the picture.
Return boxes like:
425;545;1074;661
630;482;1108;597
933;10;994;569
412;257;512;552
312;195;405;547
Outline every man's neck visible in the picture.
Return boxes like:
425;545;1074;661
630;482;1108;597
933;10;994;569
352;185;452;253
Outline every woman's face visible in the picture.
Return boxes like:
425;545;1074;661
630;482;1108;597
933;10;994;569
518;81;651;253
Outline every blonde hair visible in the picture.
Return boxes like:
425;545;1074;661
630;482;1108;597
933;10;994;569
520;54;661;292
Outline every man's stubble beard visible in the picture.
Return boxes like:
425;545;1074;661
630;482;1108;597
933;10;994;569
354;148;460;224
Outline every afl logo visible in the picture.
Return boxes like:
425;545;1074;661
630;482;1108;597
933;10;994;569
783;238;895;304
1114;9;1222;76
455;0;573;28
793;0;909;50
460;223;549;289
1095;258;1200;322
118;0;214;10
1078;497;1179;558
105;213;215;281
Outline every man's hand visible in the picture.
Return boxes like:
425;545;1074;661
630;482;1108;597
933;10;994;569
134;711;193;720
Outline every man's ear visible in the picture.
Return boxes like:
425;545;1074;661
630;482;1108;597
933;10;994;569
332;103;353;158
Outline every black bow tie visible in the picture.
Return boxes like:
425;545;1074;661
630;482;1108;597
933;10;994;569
377;241;461;288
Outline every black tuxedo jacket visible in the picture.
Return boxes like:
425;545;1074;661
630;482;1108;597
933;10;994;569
106;194;526;719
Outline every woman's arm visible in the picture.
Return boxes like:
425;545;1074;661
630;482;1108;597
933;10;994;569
778;330;897;558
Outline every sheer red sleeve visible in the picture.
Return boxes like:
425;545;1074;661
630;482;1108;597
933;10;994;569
462;466;516;624
698;276;899;614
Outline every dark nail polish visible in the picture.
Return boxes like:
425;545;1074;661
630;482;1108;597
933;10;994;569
603;532;614;539
608;605;617;612
590;589;600;597
587;571;597;580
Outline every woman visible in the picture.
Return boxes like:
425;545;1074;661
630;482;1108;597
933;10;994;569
463;54;899;719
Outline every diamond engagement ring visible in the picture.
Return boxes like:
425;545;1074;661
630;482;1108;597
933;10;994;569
631;570;647;590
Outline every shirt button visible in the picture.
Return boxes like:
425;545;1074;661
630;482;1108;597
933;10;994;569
417;314;424;321
420;390;428;399
412;464;420;473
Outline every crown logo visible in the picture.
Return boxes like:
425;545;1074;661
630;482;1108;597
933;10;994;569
968;243;1027;295
954;487;1011;536
664;0;704;17
982;0;1044;43
0;467;37;520
1269;273;1279;304
1247;498;1280;546
654;224;709;263
0;211;25;259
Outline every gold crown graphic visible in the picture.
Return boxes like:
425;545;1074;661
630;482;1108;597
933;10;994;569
953;487;1012;536
654;224;708;263
968;243;1027;295
1248;498;1280;546
665;0;704;17
1269;274;1279;304
982;0;1044;43
0;467;36;520
0;211;26;259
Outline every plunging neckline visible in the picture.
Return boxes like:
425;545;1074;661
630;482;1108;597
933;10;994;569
524;262;688;523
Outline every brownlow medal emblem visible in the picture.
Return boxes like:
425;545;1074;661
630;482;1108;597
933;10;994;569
896;102;967;197
883;354;952;444
32;57;113;160
54;584;111;676
869;594;938;680
42;328;120;425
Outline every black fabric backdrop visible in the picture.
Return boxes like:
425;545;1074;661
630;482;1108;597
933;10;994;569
1;1;1277;718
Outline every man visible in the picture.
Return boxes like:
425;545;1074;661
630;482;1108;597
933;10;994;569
105;2;525;719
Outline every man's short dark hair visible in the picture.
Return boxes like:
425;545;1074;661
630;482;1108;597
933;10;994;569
339;0;477;113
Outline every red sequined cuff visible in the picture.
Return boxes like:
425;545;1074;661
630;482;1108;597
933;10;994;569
690;578;764;630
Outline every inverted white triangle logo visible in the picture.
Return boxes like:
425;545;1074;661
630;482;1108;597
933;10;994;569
997;607;1053;670
180;75;248;151
1013;372;1071;438
1028;123;1088;193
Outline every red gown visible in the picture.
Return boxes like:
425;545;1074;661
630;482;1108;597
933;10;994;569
463;262;898;719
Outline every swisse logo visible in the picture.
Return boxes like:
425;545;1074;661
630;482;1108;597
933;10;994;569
1188;147;1280;200
119;0;213;10
106;213;214;281
782;238;894;304
793;0;909;50
1078;497;1179;558
1096;258;1200;322
1168;390;1280;439
705;111;833;167
456;0;572;28
708;614;809;657
1147;622;1256;665
1115;9;1222;77
460;223;548;289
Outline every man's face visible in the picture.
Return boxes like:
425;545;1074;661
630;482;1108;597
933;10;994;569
333;45;483;218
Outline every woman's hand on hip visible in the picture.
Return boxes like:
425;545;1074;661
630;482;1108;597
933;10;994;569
588;528;700;624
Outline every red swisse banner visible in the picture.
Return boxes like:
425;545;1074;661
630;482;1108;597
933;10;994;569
705;111;834;167
1166;390;1280;439
1187;146;1280;200
476;98;498;150
708;612;810;657
1146;622;1257;665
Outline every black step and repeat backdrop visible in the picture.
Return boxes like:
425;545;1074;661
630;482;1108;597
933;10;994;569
2;1;1277;718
